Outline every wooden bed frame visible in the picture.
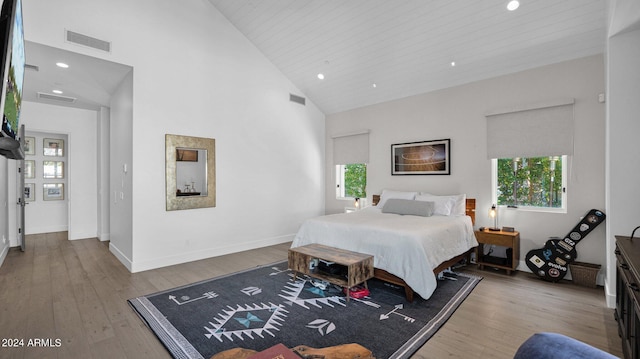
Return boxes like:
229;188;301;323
370;195;476;302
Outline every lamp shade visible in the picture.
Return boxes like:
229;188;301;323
488;204;499;231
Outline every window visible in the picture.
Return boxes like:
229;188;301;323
335;163;366;199
494;155;566;210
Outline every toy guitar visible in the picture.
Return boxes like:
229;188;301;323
525;209;605;282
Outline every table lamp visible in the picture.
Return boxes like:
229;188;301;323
488;204;500;231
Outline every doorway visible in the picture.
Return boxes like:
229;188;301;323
22;130;68;235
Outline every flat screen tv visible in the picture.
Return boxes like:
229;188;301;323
0;0;24;141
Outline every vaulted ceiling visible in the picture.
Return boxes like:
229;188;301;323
208;0;607;114
23;1;607;115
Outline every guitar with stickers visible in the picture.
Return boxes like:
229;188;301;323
525;209;605;282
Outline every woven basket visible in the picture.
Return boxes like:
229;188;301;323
569;262;601;287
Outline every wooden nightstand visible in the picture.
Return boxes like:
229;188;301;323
474;229;520;274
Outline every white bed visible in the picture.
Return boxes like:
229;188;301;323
291;193;478;301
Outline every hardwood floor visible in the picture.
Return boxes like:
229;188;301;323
0;232;622;359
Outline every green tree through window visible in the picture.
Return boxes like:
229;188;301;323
496;156;563;208
337;163;366;198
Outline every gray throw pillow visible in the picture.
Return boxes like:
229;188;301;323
381;199;434;217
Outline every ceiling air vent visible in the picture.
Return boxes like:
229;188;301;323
289;93;306;106
37;92;77;103
65;30;111;52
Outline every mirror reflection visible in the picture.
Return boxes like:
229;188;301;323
176;148;207;196
166;134;216;211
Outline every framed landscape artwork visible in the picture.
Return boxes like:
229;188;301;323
391;138;450;175
24;183;34;202
24;160;34;178
43;138;64;156
24;136;35;155
43;161;64;179
43;183;64;201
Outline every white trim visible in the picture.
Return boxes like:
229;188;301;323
109;242;133;272
491;159;498;204
502;205;567;214
0;241;9;268
129;234;295;273
491;156;568;212
26;224;69;235
605;282;616;309
335;164;346;198
517;259;606;287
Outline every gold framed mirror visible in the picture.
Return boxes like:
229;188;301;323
165;134;216;211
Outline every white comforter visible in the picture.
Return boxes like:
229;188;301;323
291;207;478;300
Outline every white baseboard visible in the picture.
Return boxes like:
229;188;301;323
517;258;606;287
109;242;133;272
26;225;69;235
68;231;100;241
605;292;616;308
98;232;110;242
129;234;295;273
0;241;9;269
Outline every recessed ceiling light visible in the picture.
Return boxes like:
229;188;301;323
52;89;63;94
372;83;377;88
451;61;456;67
317;73;325;80
507;0;520;11
56;62;69;68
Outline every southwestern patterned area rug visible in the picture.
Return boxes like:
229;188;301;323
128;260;481;359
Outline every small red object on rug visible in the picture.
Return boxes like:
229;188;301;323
344;286;370;299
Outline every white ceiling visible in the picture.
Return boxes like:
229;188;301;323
22;41;132;111
208;0;607;114
22;0;607;115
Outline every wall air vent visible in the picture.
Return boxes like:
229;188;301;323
37;92;77;103
289;93;306;106
25;64;39;71
65;30;111;52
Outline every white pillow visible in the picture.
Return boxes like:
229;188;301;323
415;194;456;216
417;193;466;215
451;194;467;215
377;189;418;207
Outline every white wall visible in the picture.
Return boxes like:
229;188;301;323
1;156;20;255
23;0;326;272
108;70;133;267
97;107;110;241
0;157;9;263
606;27;640;306
20;102;98;240
326;55;607;282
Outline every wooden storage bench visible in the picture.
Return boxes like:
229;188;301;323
288;244;374;301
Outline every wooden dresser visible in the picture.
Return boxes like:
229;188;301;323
615;235;640;359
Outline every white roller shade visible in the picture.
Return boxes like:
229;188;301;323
332;130;369;165
486;98;575;159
